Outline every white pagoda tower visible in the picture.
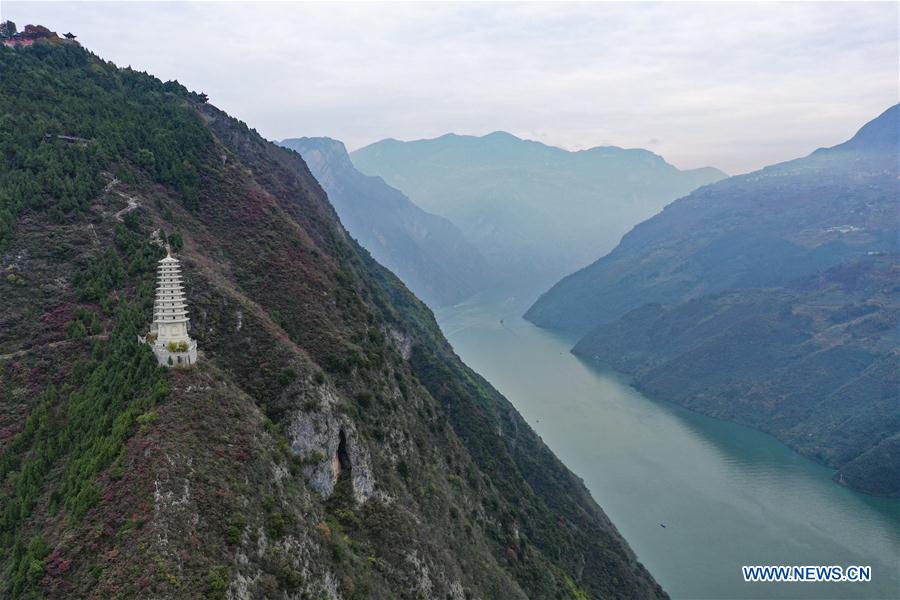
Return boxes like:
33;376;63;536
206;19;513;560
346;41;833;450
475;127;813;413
145;250;197;367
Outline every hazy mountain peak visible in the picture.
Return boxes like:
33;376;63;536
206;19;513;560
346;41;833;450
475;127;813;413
831;103;899;152
286;135;347;153
280;136;354;173
483;130;521;141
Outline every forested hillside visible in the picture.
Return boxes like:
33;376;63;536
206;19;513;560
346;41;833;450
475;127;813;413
574;257;899;496
0;34;664;598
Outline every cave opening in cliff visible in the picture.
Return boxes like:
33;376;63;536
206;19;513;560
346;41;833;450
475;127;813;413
337;429;351;474
327;429;355;508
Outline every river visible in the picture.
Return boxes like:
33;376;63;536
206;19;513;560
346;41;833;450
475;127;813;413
434;286;900;600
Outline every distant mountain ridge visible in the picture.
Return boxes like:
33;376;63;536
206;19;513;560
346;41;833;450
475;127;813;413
351;131;726;288
279;137;488;307
526;105;900;496
526;105;900;333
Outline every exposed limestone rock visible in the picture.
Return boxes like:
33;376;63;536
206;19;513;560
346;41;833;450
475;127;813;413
388;325;413;360
404;550;435;599
229;552;261;600
150;453;196;573
285;381;375;503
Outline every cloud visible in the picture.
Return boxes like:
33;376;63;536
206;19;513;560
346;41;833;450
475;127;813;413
4;1;898;173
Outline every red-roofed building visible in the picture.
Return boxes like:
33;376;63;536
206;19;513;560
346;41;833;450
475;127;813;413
0;23;73;47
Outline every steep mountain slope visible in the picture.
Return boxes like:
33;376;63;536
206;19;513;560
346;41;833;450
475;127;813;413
351;132;725;287
574;257;899;495
526;106;899;333
526;106;899;496
0;34;664;598
278;137;488;307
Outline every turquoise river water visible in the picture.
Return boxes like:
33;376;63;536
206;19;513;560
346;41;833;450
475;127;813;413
434;287;899;600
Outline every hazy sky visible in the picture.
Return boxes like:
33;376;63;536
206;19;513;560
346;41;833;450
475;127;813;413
4;2;898;173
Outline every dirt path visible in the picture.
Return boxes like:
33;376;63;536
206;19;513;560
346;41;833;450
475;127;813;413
114;192;140;221
96;176;140;222
102;176;120;194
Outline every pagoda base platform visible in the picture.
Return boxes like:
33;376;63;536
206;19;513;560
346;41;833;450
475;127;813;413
139;336;198;368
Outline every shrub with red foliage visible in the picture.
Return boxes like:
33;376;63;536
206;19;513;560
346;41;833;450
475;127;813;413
40;303;75;331
45;549;73;577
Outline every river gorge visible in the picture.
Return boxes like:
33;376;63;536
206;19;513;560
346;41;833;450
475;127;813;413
436;287;900;599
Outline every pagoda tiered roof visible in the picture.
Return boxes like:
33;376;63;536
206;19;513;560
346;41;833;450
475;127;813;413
152;252;191;325
147;250;197;367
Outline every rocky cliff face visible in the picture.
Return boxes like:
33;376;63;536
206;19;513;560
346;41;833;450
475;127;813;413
0;38;664;598
279;137;489;307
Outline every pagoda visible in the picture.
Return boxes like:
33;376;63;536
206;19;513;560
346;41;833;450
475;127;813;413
144;249;197;367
